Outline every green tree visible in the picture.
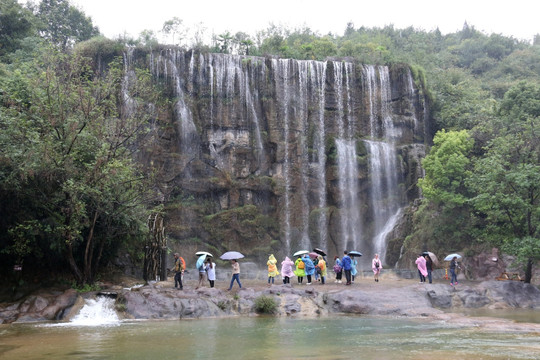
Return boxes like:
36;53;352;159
0;0;36;58
418;129;474;206
161;17;184;45
468;83;540;283
0;46;159;284
37;0;99;50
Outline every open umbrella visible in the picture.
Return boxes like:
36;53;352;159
196;254;207;269
220;251;245;260
444;253;462;261
308;252;319;259
422;251;439;265
195;251;213;258
313;248;327;257
348;251;363;257
293;250;309;257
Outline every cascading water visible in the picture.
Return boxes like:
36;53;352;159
68;296;120;326
363;65;404;261
134;51;428;264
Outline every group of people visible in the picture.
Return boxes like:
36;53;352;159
171;253;242;291
267;251;384;286
171;250;385;291
415;253;460;285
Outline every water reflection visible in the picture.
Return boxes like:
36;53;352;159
1;316;539;359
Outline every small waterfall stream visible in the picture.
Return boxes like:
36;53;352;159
69;296;120;326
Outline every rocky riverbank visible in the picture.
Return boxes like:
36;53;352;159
2;275;540;331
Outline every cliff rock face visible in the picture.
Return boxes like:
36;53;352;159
126;49;431;267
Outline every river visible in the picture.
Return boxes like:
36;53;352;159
1;315;540;359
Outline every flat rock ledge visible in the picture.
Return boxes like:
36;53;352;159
1;281;540;330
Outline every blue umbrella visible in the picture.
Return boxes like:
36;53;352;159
196;254;207;269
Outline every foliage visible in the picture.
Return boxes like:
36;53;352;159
0;45;161;285
254;295;278;314
418;130;474;206
0;0;36;58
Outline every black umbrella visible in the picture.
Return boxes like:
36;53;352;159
313;248;327;257
348;251;363;257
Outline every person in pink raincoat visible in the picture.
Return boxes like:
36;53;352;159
281;256;295;284
415;254;428;283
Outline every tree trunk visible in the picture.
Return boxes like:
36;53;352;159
524;258;533;284
66;240;83;285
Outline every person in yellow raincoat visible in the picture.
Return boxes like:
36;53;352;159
294;256;305;284
267;254;279;286
316;255;327;284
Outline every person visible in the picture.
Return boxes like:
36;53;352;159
341;251;352;285
205;258;216;288
172;253;185;289
372;253;382;282
450;256;460;286
415;254;427;283
333;256;343;283
425;254;433;284
281;256;294;284
351;257;358;282
301;254;315;285
196;256;207;289
313;255;320;282
267;254;279;286
316;255;327;284
294;256;306;284
228;259;242;290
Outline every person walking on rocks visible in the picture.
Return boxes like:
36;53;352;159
316;255;327;284
341;251;352;285
301;254;315;285
425;254;433;284
415;254;428;283
294;256;306;284
450;256;460;286
228;259;242;290
205;258;216;288
333;256;343;283
172;253;185;290
372;253;382;282
267;254;279;286
281;256;294;284
196;256;207;289
351;257;358;282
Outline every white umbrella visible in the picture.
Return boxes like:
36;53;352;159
195;251;213;258
444;253;462;261
220;251;245;260
422;251;439;265
293;250;309;257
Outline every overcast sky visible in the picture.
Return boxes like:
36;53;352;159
67;0;539;44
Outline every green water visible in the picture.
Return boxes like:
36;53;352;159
1;316;539;360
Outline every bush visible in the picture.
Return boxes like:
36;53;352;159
254;295;278;314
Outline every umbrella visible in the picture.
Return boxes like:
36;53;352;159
220;251;245;260
196;254;207;269
195;251;213;258
348;251;363;257
308;252;319;259
422;251;439;265
293;250;309;257
313;248;327;257
444;253;462;261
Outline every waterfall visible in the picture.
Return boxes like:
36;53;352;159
69;297;120;326
311;61;328;250
137;50;427;263
336;139;362;251
122;48;137;119
363;65;404;260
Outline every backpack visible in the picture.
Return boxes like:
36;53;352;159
297;261;305;269
179;257;186;270
333;264;342;273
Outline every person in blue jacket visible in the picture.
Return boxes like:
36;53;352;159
301;254;315;285
341;251;352;285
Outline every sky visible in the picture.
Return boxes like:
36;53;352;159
65;0;539;44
